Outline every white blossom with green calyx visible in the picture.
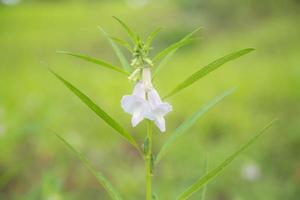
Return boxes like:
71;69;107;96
142;67;172;132
121;81;150;127
121;67;172;132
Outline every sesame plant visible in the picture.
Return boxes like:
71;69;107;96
52;17;275;200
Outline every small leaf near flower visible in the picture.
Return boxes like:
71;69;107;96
57;51;128;75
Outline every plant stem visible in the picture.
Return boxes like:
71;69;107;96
145;120;153;200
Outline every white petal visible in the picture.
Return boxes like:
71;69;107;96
132;82;146;99
121;84;151;128
131;111;144;127
148;88;162;106
121;95;138;114
154;116;166;132
121;82;147;114
152;103;172;116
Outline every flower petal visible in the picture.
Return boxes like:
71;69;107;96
152;103;172;116
132;82;146;99
154;116;166;132
148;88;162;106
131;111;144;127
121;82;147;114
121;95;139;114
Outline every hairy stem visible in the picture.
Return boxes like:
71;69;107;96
145;120;153;200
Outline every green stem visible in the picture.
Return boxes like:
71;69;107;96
145;120;153;200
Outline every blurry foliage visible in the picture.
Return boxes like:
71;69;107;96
0;0;300;199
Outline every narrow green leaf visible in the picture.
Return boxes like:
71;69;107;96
145;27;162;47
153;27;201;78
98;27;132;73
181;27;202;41
156;88;234;164
164;48;255;99
57;51;128;75
153;38;196;62
50;70;139;150
176;119;277;200
113;16;138;43
54;133;123;200
109;36;132;52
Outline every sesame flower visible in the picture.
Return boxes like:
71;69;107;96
121;67;172;132
121;82;150;127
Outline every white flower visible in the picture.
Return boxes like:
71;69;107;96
121;68;172;132
147;89;172;132
121;82;150;127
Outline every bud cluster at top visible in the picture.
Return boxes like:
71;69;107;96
131;39;153;68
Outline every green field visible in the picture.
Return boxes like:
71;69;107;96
1;1;300;199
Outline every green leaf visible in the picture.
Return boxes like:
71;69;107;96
98;27;132;73
176;119;277;200
145;27;162;48
164;48;255;99
155;88;235;164
152;38;196;63
50;70;139;150
54;133;123;200
181;27;202;40
113;16;138;44
57;51;128;75
109;36;132;52
153;27;201;78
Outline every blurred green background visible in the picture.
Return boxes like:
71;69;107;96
1;0;300;199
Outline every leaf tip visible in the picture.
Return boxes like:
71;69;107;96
246;48;256;52
48;69;62;81
112;16;123;24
